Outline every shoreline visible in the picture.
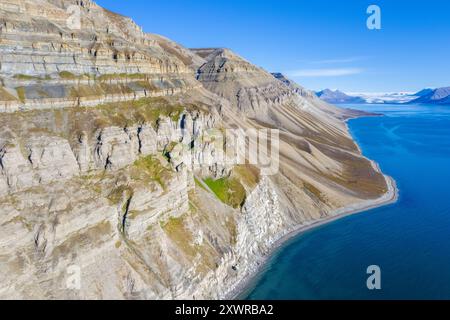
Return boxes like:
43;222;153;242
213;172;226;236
227;171;399;300
225;111;399;300
228;175;398;300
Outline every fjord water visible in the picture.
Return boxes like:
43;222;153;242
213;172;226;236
245;104;450;300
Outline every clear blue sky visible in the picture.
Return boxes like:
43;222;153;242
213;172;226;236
96;0;450;92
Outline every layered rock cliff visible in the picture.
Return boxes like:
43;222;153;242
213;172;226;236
0;0;389;299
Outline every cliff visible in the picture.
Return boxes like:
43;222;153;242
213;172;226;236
0;0;389;299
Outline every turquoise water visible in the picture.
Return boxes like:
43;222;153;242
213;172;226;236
245;104;450;300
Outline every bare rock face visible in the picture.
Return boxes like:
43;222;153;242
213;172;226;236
0;0;390;300
138;125;158;156
0;0;202;112
0;135;79;193
0;0;192;76
0;143;35;193
195;49;286;119
27;136;80;183
94;127;140;171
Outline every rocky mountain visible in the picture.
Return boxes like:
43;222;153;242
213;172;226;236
272;73;316;98
316;89;366;104
0;0;391;299
409;87;450;105
413;88;435;98
317;89;424;105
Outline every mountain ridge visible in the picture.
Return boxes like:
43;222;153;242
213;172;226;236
316;89;366;104
317;88;450;105
409;87;450;105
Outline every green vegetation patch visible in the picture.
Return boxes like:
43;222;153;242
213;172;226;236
161;216;196;257
134;81;158;91
107;185;134;205
69;84;104;98
16;87;26;102
95;98;186;128
68;83;135;100
97;73;146;81
59;71;77;79
131;155;172;189
13;74;44;81
55;97;196;145
203;176;246;209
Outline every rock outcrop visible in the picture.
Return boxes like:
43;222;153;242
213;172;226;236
0;0;390;299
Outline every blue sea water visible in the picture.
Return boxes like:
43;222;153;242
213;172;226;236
245;104;450;300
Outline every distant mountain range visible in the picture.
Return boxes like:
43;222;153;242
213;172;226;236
409;87;450;105
316;87;450;105
316;89;366;104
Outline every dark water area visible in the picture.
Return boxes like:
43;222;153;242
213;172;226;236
245;104;450;299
